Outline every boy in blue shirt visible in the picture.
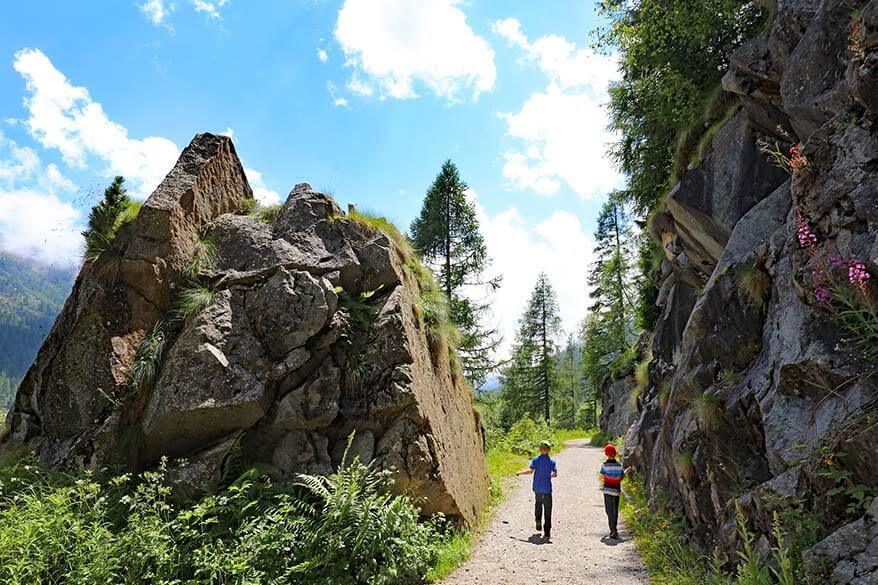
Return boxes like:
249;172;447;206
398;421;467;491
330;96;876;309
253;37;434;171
516;440;558;540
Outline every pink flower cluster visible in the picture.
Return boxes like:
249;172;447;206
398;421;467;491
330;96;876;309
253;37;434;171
850;261;870;289
796;206;818;249
796;206;875;305
789;144;810;174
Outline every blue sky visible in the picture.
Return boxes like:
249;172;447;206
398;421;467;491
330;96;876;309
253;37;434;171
0;0;622;351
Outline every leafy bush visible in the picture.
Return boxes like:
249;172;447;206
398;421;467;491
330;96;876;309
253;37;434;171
0;452;446;584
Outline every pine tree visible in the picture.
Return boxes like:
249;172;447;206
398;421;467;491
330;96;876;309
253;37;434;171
83;176;130;262
410;160;501;389
500;272;561;421
582;195;638;389
552;334;584;428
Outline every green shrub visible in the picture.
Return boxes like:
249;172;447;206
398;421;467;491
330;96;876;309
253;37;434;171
0;453;446;584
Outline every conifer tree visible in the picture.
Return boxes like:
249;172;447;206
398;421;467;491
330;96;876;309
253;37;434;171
500;272;561;421
582;195;638;389
410;160;501;389
83;176;130;262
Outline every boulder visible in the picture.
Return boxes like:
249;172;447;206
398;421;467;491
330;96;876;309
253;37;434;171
1;133;489;525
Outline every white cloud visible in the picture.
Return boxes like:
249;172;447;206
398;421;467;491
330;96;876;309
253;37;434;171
494;19;623;199
13;48;180;198
317;49;329;64
139;0;175;27
335;0;496;101
470;193;594;356
346;77;373;97
244;167;280;206
327;82;350;108
0;190;82;267
191;0;228;19
0;133;81;266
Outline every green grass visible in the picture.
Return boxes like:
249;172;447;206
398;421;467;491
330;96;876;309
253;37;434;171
694;393;722;431
426;529;472;582
247;203;283;223
174;285;218;320
738;265;770;309
184;234;218;279
621;476;717;585
128;322;168;394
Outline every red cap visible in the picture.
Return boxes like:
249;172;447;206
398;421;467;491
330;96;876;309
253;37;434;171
604;444;617;458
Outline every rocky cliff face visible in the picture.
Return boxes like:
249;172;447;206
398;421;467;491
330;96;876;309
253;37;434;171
624;0;878;578
1;133;490;525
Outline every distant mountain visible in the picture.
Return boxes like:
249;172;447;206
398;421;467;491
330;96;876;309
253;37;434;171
0;253;75;407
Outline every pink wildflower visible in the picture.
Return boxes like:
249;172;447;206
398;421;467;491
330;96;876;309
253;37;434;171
815;286;832;304
795;208;818;249
849;262;870;289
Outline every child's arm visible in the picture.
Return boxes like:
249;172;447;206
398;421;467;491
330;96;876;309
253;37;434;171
551;460;558;478
515;468;534;477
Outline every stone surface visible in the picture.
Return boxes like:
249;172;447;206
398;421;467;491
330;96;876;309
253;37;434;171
600;375;637;439
624;0;878;574
1;133;489;525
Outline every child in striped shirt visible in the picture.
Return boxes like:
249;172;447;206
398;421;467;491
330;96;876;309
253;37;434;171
599;443;624;540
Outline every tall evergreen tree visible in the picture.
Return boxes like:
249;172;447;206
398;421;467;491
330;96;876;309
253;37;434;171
582;195;638;389
410;160;501;389
500;272;561;421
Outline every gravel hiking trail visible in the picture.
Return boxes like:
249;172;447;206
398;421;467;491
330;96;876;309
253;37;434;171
442;440;649;585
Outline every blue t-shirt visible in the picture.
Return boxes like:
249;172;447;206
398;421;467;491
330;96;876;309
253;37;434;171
529;454;557;494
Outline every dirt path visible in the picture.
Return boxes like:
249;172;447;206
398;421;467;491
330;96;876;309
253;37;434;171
442;440;649;585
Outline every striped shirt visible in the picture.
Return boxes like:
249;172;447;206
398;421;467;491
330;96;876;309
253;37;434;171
600;459;624;496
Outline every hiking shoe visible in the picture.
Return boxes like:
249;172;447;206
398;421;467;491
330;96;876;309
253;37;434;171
610;532;619;539
544;532;551;540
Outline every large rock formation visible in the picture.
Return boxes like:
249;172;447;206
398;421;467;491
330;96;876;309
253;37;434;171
623;0;878;578
1;133;490;525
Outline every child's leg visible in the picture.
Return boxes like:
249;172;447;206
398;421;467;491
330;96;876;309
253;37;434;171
543;494;553;535
605;494;619;535
534;494;543;529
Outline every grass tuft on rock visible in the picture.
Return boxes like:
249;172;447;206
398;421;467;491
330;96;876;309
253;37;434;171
674;449;696;481
184;234;218;279
128;322;168;393
247;203;283;224
694;392;722;432
738;264;770;309
175;286;218;321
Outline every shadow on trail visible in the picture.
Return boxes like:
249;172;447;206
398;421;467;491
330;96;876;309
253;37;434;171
600;535;624;546
508;533;553;545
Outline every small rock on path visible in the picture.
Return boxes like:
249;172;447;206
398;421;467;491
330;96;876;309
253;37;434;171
442;440;649;585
